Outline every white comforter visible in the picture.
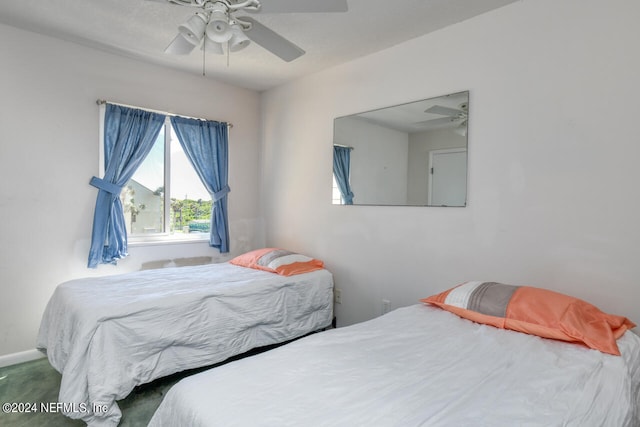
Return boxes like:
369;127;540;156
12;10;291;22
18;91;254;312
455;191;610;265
36;263;333;427
150;304;640;427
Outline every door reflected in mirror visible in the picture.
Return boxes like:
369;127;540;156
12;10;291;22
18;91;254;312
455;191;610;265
332;91;468;206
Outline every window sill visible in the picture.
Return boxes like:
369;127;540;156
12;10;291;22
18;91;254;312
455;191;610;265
128;233;210;247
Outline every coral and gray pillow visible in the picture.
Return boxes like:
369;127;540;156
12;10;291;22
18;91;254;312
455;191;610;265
422;281;635;355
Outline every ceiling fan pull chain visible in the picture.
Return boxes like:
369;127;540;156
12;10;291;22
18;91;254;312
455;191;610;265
202;37;206;76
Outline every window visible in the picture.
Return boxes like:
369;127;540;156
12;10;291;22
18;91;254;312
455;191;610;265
331;176;343;204
120;117;211;242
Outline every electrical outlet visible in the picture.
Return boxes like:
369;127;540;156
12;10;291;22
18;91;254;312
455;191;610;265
381;299;391;315
334;288;342;304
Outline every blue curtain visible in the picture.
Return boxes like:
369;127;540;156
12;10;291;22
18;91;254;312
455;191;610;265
333;145;354;205
87;104;166;268
170;116;230;252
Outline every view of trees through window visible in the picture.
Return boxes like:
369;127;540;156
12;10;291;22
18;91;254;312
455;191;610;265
120;119;212;238
170;198;212;233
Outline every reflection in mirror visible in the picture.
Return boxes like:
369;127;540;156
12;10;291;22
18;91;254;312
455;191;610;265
332;91;468;206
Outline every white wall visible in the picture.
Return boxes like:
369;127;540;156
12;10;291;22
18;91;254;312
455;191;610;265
260;0;640;328
334;116;408;205
0;24;263;356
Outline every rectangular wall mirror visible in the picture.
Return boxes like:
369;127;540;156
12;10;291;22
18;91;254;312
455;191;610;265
332;91;468;207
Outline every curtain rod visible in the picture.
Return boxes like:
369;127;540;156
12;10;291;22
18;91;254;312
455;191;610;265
333;144;354;150
96;99;233;128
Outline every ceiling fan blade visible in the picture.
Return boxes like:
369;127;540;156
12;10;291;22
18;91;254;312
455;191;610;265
240;17;305;62
252;0;348;14
414;117;457;127
425;105;463;117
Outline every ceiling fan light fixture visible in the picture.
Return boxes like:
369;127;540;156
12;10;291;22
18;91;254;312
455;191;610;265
206;11;232;42
178;12;207;45
164;33;197;54
229;22;250;51
203;35;225;54
205;2;233;43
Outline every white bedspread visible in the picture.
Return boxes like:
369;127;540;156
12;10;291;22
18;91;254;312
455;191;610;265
36;263;333;427
150;304;640;427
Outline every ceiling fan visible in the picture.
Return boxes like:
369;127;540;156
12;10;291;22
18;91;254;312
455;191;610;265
415;102;468;135
148;0;349;62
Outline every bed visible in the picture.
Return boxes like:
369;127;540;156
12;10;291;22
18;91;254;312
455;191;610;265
36;249;334;427
149;283;640;427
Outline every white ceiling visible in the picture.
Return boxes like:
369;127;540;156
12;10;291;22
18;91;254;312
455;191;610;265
0;0;519;91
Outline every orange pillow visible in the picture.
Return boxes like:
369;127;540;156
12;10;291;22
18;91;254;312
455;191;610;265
230;248;324;276
421;281;635;355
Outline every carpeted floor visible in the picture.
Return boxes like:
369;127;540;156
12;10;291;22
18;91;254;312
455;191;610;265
0;345;277;427
0;356;199;427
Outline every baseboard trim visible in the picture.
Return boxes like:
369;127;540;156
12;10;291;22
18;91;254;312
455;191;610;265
0;349;46;368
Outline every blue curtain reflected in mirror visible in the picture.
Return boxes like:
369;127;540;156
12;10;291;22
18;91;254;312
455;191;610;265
333;145;354;205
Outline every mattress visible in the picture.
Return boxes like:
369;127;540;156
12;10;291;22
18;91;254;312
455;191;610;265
36;262;333;427
149;304;640;427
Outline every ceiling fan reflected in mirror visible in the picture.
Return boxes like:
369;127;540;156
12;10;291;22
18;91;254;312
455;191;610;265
416;102;469;135
148;0;349;62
